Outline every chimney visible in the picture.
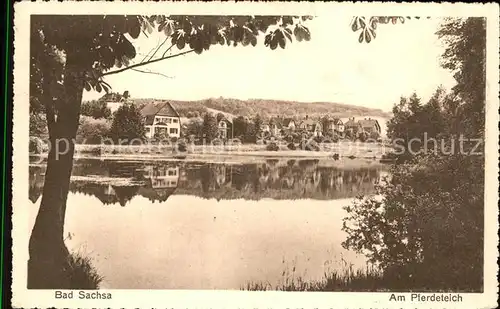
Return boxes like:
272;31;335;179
306;115;309;120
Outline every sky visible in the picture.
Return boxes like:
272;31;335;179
83;16;456;112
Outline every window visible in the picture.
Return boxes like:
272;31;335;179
170;128;178;134
168;169;177;176
146;127;151;132
173;118;179;123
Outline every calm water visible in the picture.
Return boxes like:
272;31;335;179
29;158;389;289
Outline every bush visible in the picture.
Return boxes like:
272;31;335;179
212;138;223;146
287;142;296;150
266;142;279;151
313;135;324;143
358;131;368;142
170;136;178;143
67;251;103;289
369;131;380;140
177;142;187;152
299;140;320;151
76;116;111;144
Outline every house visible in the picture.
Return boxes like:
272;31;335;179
140;101;181;139
333;118;345;133
358;118;381;135
299;117;323;137
344;117;362;135
268;118;282;136
261;121;271;134
100;91;131;113
217;117;233;139
282;118;297;131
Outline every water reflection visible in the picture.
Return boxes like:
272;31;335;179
29;159;387;206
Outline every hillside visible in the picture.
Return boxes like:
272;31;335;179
132;97;391;120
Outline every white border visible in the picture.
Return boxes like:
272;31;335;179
11;2;500;308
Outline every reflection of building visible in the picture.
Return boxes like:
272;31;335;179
138;165;180;203
140;101;181;139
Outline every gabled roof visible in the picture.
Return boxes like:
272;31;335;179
269;117;283;127
283;118;296;126
344;118;359;127
301;119;318;126
358;119;379;129
140;101;180;124
332;118;343;125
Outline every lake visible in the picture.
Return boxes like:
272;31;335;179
28;158;389;289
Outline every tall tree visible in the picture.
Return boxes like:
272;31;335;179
108;104;146;143
202;113;218;142
29;14;402;288
232;116;248;139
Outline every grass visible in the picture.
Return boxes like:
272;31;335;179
66;251;104;289
242;262;385;292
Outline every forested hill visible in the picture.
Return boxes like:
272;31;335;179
132;97;390;119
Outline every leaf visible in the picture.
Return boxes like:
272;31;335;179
250;36;257;47
294;26;303;42
282;16;294;26
284;28;292;42
264;33;271;46
127;17;141;39
95;82;102;93
351;19;359;32
302;26;311;41
276;30;285;49
270;36;278;50
365;30;372;43
163;23;174;37
217;35;225;45
176;36;185;49
84;82;91;92
358;31;364;43
158;22;165;32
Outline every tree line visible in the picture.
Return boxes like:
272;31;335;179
342;17;486;292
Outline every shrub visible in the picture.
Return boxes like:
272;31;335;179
369;131;380;140
67;251;103;289
76;116;111;144
177;142;187;152
357;131;368;142
266;142;279;151
212;138;223;146
170;136;178;143
287;142;296;150
313;135;324;143
299;140;320;151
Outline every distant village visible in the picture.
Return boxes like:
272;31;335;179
96;91;382;143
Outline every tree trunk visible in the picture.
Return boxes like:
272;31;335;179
28;52;85;289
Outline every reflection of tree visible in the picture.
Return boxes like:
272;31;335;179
31;160;386;205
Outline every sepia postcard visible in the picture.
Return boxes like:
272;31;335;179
10;1;499;308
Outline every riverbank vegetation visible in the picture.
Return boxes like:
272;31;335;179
341;17;485;292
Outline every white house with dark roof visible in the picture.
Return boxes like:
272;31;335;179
140;101;181;139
